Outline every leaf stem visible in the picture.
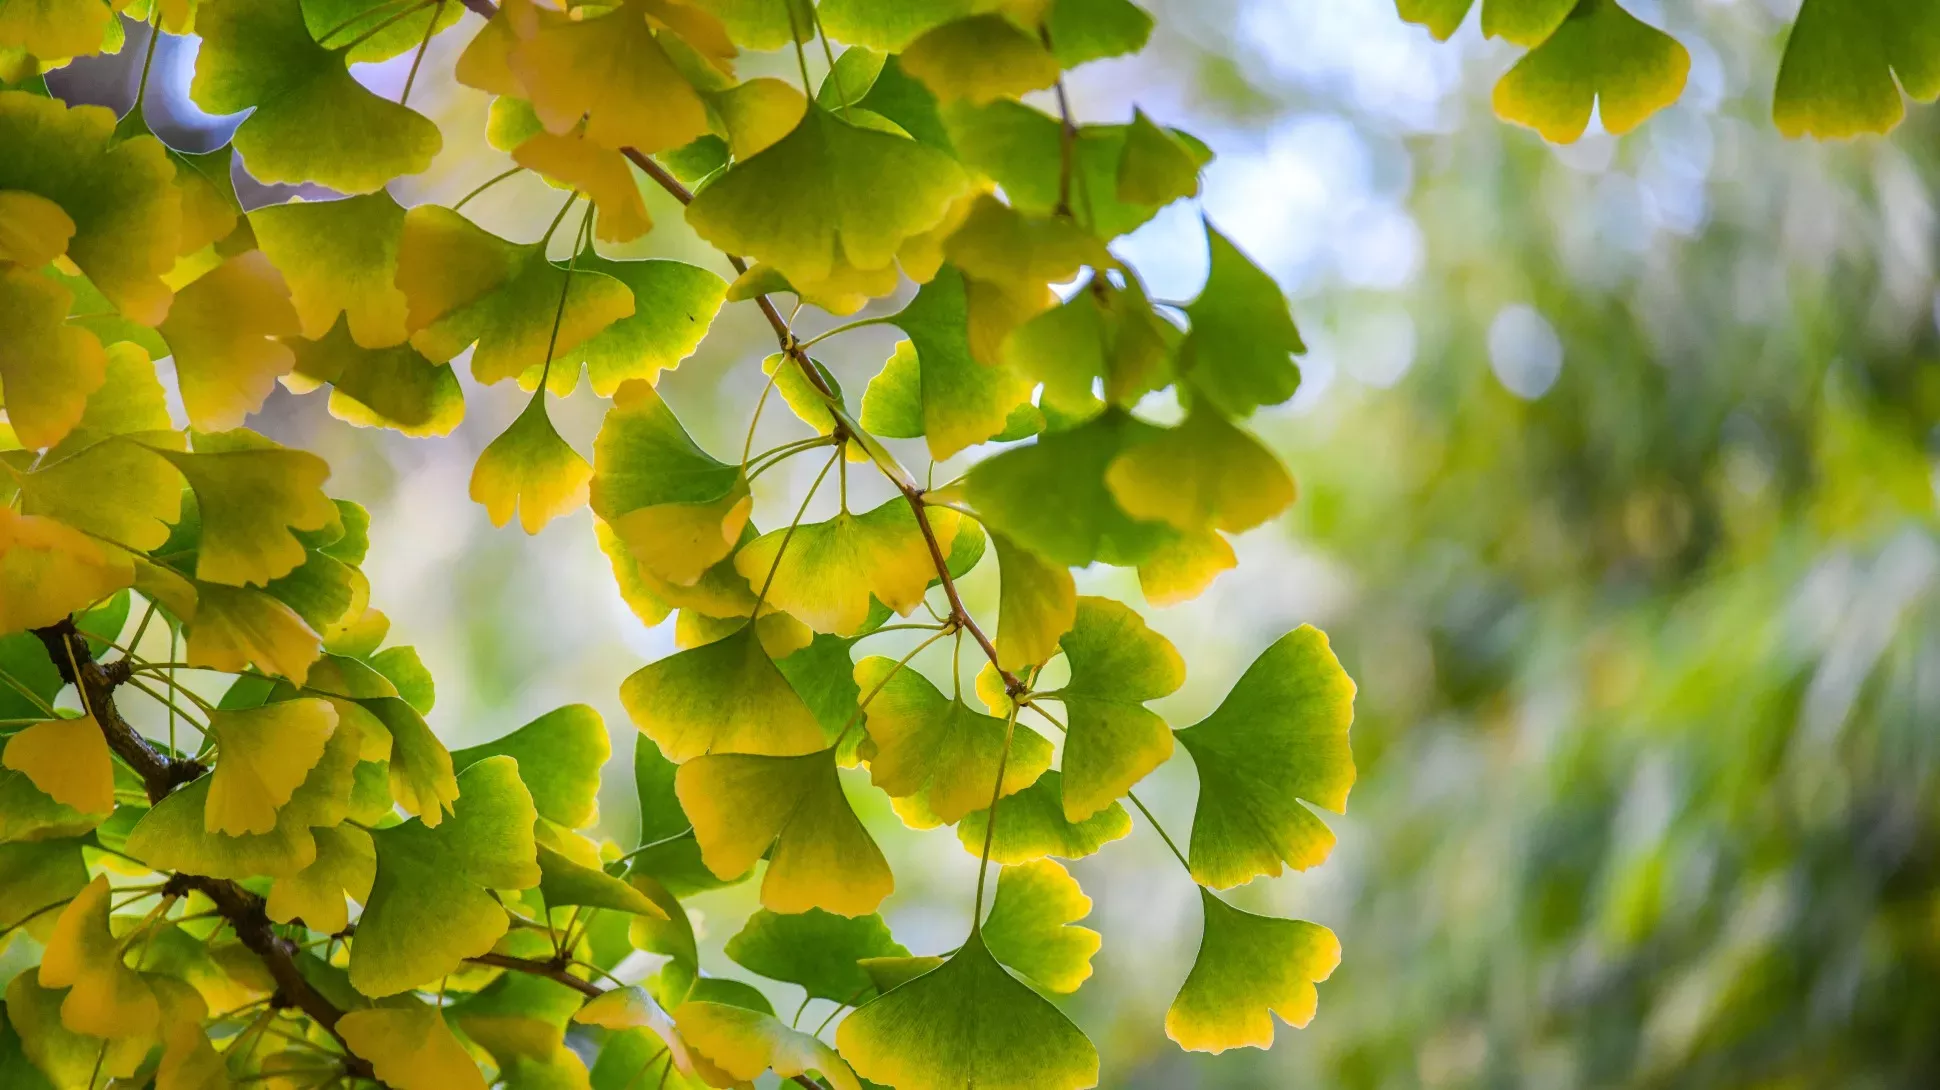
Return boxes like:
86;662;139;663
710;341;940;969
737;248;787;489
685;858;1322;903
831;624;957;751
751;448;841;615
970;705;1021;927
1022;699;1193;873
452;165;525;211
614;824;693;865
796;315;887;350
398;0;446;107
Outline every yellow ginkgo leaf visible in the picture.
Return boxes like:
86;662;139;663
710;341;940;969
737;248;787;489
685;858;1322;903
677;747;894;916
0;189;75;266
205;697;338;836
0;263;108;451
732;500;958;636
40;875;161;1039
154;429;336;587
709;76;807;159
511;132;652;244
19;433;185;552
1;715;113;816
622;624;826;760
853;655;1052;824
339;1004;488;1090
249;192;411;348
182;577;326;685
991;531;1075;670
266;822;375;934
0;506;134;635
157;249;303;432
504;0;711;155
674;1001;862;1090
901;13;1061;105
469;394;592;534
1491;0;1690;144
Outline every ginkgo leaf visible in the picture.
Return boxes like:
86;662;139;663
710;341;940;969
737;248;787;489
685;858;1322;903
817;0;972;51
981;859;1099;994
0;839;86;940
285;319;465;438
351;756;541;996
156;429;336;587
340;1004;488;1090
1;716;113;816
991;531;1075;670
204;697;338;835
591;379;751;586
675;1000;863;1090
18;434;184;552
250;192;410;348
39;875;160;1038
1105;404;1294;533
125;714;360;878
536;843;666;916
685;106;968;301
1394;0;1575;44
958;410;1175;570
499;0;711;155
1164;890;1340;1053
725;908;909;1004
1773;0;1940;139
677;746;894;916
732;500;959;636
157;250;301;432
369;644;433;712
265;821;375;934
623;623;826;760
1493;0;1690;144
191;0;441;193
710;75;808;158
0;190;72;267
1178;222;1303;419
1000;275;1174;419
358;696;459;825
1045;0;1154;66
868;267;1037;459
0;508;134;635
857;954;946;995
1175;625;1356;889
1116;107;1202;206
180;577;325;684
0;0;114;59
1045;596;1183;822
836;930;1098;1090
902;14;1061;105
512;132;652;245
301;0;469;63
448;966;595;1084
854;656;1052;823
0;264;107;451
1136;527;1235;607
451;704;608;830
957;770;1132;864
470;394;592;534
548;258;726;397
0;92;180;324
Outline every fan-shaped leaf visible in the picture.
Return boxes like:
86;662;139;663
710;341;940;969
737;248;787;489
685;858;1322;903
1165;890;1339;1053
981;859;1099;994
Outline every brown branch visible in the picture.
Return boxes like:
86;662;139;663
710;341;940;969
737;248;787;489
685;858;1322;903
33;620;380;1086
621;147;1025;696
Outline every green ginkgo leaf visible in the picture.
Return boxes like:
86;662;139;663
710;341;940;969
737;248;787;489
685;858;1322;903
853;655;1052;824
1046;596;1184;822
1116;107;1202;206
1105;404;1295;533
1177;222;1304;419
1174;626;1355;889
0;91;180;325
251;193;410;348
286;319;465;438
981;859;1100;994
124;711;360;879
351;756;541;997
1394;0;1577;44
395;205;635;386
545;258;727;397
675;1000;863;1090
685;106;967;304
191;0;441;193
1000;274;1174;419
470;394;592;534
901;14;1061;105
1773;0;1940;139
157;250;303;433
1165;890;1340;1053
1492;0;1689;144
1045;0;1155;67
959;410;1175;569
956;770;1132;864
622;624;827;761
732;500;959;637
451;704;608;830
154;429;337;588
536;843;665;917
301;0;468;63
340;1003;487;1090
265;821;375;934
17;433;184;552
991;531;1075;670
591;380;752;587
629;732;729;896
0;838;86;939
357;696;459;826
836;930;1098;1090
677;746;894;916
867;267;1037;459
0;266;106;452
817;0;973;51
725;908;909;1004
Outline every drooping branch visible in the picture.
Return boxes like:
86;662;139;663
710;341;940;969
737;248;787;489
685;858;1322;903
32;619;381;1085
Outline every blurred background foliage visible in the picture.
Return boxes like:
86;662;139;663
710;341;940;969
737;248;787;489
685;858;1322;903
50;0;1940;1085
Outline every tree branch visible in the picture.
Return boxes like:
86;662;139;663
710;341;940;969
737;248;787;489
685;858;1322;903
33;619;379;1086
